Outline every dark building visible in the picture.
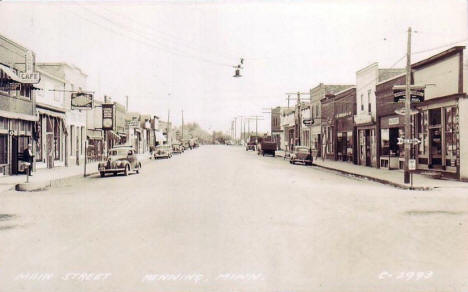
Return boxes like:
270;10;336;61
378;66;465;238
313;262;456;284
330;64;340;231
375;74;406;169
334;87;357;163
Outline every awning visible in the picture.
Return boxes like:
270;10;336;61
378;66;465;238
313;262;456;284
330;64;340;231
0;64;22;83
87;135;103;140
155;130;166;142
0;109;38;122
108;131;121;140
37;106;66;120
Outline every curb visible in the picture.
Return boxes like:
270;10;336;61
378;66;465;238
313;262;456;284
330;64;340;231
14;157;153;192
274;152;430;191
310;163;431;191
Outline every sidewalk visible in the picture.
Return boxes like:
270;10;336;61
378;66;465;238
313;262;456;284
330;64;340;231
275;150;468;190
0;153;151;193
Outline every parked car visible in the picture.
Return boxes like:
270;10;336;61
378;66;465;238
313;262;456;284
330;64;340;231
172;143;184;154
98;146;141;177
290;146;313;165
154;145;173;159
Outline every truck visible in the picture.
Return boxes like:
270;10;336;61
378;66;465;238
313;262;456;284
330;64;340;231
257;136;277;157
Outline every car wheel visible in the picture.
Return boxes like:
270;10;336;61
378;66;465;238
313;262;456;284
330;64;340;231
124;165;129;176
100;172;105;177
136;164;141;174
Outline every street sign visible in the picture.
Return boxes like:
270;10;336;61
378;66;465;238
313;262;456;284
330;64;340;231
393;85;425;103
71;92;94;109
102;103;114;130
395;108;419;116
408;159;416;171
397;137;421;145
303;119;314;126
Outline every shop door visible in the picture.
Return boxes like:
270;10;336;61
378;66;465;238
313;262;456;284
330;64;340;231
46;133;54;168
365;129;371;166
429;128;442;168
11;136;18;174
341;132;347;161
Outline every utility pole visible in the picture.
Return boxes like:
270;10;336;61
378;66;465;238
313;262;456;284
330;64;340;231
234;117;237;144
255;116;258;138
167;109;170;145
404;27;412;184
247;119;250;138
297;92;301;146
181;109;184;141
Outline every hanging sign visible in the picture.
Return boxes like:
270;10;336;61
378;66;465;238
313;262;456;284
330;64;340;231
393;85;425;103
102;103;114;130
71;92;94;109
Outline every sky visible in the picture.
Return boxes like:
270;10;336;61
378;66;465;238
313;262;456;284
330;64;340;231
0;0;467;134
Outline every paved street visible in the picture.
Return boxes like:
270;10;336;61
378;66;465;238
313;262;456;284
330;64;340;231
1;145;468;292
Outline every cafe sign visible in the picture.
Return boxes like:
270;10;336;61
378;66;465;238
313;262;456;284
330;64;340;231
18;50;40;84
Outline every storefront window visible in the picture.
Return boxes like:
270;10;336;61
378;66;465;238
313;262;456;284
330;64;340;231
381;129;389;156
0;118;7;130
418;112;428;156
429;108;441;126
346;131;353;161
445;106;457;166
0;135;7;164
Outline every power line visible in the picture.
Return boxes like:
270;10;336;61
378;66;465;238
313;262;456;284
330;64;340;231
68;1;233;68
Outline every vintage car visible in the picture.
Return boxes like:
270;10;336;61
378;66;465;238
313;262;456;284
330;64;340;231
98;146;141;177
154;145;173;159
290;146;313;165
172;143;184;154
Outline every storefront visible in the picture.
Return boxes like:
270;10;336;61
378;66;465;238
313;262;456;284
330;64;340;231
0;66;38;175
379;115;405;169
414;98;459;176
36;105;66;169
87;129;104;161
335;116;356;163
410;46;465;180
355;114;377;167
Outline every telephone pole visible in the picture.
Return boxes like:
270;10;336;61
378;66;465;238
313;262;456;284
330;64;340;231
167;109;170;145
181;109;184;141
404;27;412;184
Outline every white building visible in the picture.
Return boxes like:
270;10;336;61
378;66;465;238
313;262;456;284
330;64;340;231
354;64;404;167
37;63;88;166
34;67;67;168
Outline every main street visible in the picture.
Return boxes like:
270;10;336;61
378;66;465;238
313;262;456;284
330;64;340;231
1;145;468;292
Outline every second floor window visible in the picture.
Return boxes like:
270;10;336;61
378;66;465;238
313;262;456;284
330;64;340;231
360;94;364;111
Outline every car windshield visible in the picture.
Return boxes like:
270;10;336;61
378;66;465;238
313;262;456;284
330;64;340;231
109;149;131;156
156;146;169;150
296;147;309;153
